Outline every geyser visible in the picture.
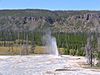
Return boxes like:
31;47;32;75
42;30;59;56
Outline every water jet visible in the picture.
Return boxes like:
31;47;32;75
42;30;59;56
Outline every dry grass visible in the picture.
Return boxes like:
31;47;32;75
0;46;22;55
0;46;64;55
58;48;64;54
34;46;64;54
34;46;46;54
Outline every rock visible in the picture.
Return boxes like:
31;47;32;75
0;10;100;32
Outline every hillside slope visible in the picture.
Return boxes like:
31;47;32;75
0;9;100;32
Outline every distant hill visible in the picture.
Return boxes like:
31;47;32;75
0;9;100;32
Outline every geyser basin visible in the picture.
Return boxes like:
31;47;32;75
0;55;100;75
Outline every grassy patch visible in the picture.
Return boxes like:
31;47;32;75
0;46;22;55
0;46;65;55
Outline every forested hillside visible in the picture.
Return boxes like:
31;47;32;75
0;9;100;32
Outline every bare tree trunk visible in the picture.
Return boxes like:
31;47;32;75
26;33;29;55
85;32;94;67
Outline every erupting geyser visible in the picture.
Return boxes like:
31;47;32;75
42;30;59;56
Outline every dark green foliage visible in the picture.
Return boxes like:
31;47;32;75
64;48;70;55
53;32;86;46
34;32;42;46
0;30;98;56
52;32;87;56
96;52;100;60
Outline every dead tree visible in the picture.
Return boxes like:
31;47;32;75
30;40;35;53
21;26;29;55
85;32;94;67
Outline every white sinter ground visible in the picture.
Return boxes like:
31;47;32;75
0;55;100;75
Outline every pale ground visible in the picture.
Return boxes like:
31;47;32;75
0;55;100;75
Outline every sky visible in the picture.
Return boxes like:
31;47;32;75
0;0;100;10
